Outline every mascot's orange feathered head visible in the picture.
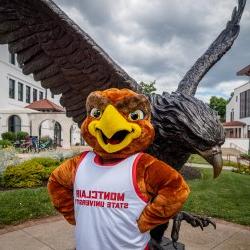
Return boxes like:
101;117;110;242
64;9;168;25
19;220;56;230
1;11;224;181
81;88;155;159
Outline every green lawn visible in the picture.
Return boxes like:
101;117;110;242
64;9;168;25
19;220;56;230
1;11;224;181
0;187;57;228
188;154;209;164
0;169;250;227
184;169;250;225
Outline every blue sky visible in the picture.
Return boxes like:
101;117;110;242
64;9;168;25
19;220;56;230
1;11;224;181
54;0;250;103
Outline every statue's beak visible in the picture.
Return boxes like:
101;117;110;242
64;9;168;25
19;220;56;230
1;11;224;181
196;146;223;178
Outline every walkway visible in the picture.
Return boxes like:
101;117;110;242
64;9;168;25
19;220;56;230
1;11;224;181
187;163;235;171
0;216;249;249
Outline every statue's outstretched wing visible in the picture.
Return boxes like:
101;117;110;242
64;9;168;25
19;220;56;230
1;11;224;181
177;0;246;96
0;0;140;126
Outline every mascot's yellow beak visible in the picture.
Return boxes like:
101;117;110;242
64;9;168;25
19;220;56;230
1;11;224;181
88;105;141;153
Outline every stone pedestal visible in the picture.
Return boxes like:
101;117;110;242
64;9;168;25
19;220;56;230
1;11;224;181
151;237;185;250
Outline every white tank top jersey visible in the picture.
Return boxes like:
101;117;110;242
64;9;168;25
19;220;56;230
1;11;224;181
74;151;150;250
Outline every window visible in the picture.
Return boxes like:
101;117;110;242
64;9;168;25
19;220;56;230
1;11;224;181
240;90;250;118
26;86;31;103
248;126;250;138
9;53;15;65
51;92;54;99
54;122;62;146
39;91;44;100
230;109;234;121
236;96;238;102
18;82;23;101
9;79;15;99
33;88;37;102
8;115;21;132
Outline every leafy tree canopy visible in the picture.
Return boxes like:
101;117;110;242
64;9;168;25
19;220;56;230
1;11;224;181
209;96;228;122
139;80;157;95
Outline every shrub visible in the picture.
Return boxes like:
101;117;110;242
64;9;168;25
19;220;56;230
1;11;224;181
16;131;29;141
230;154;250;175
43;166;58;180
2;157;61;188
4;162;45;188
0;139;12;148
1;131;29;144
240;153;250;161
31;157;61;168
1;132;16;142
40;136;52;144
232;164;250;175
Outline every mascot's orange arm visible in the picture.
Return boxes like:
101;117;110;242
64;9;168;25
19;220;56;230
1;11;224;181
47;154;82;225
136;153;190;233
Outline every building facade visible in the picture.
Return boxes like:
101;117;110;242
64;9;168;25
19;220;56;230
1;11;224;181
0;45;61;109
0;45;82;148
224;65;250;152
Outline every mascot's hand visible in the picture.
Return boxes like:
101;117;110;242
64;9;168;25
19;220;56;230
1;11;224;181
137;218;147;233
137;218;151;233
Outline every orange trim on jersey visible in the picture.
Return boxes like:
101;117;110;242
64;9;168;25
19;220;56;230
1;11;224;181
72;151;89;183
132;153;149;203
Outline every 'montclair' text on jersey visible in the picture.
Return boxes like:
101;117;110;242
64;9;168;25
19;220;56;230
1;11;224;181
75;189;129;209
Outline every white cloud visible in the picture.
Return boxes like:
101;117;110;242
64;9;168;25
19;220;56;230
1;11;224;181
55;0;250;101
196;79;247;102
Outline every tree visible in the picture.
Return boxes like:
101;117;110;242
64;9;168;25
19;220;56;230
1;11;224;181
209;96;228;122
139;80;157;95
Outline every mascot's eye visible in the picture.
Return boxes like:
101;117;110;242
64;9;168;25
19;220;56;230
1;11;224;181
90;108;102;118
128;110;144;121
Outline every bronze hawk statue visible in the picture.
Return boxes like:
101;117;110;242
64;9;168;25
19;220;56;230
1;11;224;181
0;0;246;248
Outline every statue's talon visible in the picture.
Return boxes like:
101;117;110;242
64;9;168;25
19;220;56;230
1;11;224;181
178;211;204;230
180;211;216;230
191;216;204;230
171;211;216;246
200;216;216;229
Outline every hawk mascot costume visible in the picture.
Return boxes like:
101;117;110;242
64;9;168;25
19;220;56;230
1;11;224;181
48;88;190;250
